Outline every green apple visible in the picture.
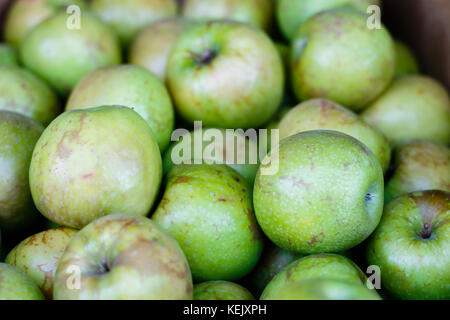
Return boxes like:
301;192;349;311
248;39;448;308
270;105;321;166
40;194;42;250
0;263;45;300
366;190;449;300
394;40;420;75
194;281;254;300
254;130;384;254
66;64;174;152
152;164;263;281
182;0;273;31
162;128;259;185
260;253;367;299
277;0;380;40
0;111;43;233
291;9;395;111
0;66;60;126
29;106;162;229
167;20;284;128
6;227;77;299
129;18;191;82
362;75;450;146
385;140;449;203
278;98;391;173
261;278;381;300
0;44;17;66
20;11;121;96
54;214;193;300
90;0;178;46
248;242;301;296
4;0;86;48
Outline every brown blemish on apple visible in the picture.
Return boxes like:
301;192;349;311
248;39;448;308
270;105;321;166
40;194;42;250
244;208;262;242
36;263;54;299
82;173;94;179
308;232;325;246
280;175;311;189
56;113;87;159
172;176;192;184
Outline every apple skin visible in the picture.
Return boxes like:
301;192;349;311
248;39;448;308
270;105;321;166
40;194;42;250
90;0;178;46
366;190;450;300
278;98;391;173
394;40;420;75
0;111;44;233
20;11;121;96
361;75;450;146
194;281;254;300
167;20;284;129
247;242;302;296
65;64;174;152
4;0;86;48
0;66;60;126
0;45;18;66
29;106;162;229
260;253;367;299
152;164;263;282
129;18;191;82
53;214;193;300
5;227;77;299
261;278;381;300
0;263;45;300
290;9;395;111
277;0;380;40
385;140;449;203
162;128;259;186
182;0;273;31
254;130;384;254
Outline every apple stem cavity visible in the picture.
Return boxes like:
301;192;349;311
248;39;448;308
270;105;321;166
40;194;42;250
99;257;110;274
421;223;433;239
192;48;217;65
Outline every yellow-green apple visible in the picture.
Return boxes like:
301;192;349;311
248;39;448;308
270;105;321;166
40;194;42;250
385;140;449;203
0;263;45;300
53;214;193;300
254;130;384;254
0;44;17;66
182;0;273;31
29;106;162;229
167;20;284;128
277;0;380;40
6;227;77;299
278;98;391;173
20;11;121;96
362;75;450;146
0;66;60;126
66;64;174;152
290;9;395;111
0;111;43;233
366;190;449;300
90;0;178;46
194;281;254;300
394;40;420;75
152;164;263;281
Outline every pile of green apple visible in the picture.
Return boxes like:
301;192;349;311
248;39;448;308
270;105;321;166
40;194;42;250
0;0;449;301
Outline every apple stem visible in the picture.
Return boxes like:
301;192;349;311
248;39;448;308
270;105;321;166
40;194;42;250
193;48;216;65
421;223;432;239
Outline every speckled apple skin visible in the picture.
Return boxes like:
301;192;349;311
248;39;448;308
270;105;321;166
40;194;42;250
152;164;263;282
66;64;174;152
290;9;395;111
385;140;450;203
0;263;45;300
254;130;384;254
194;281;254;300
276;0;380;40
366;190;450;300
20;11;121;96
182;0;273;31
29;106;162;229
278;98;391;173
6;227;77;299
0;66;60;126
53;214;193;300
0;111;43;232
91;0;178;46
260;253;366;299
129;18;189;82
262;278;381;300
362;75;450;146
167;20;284;129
